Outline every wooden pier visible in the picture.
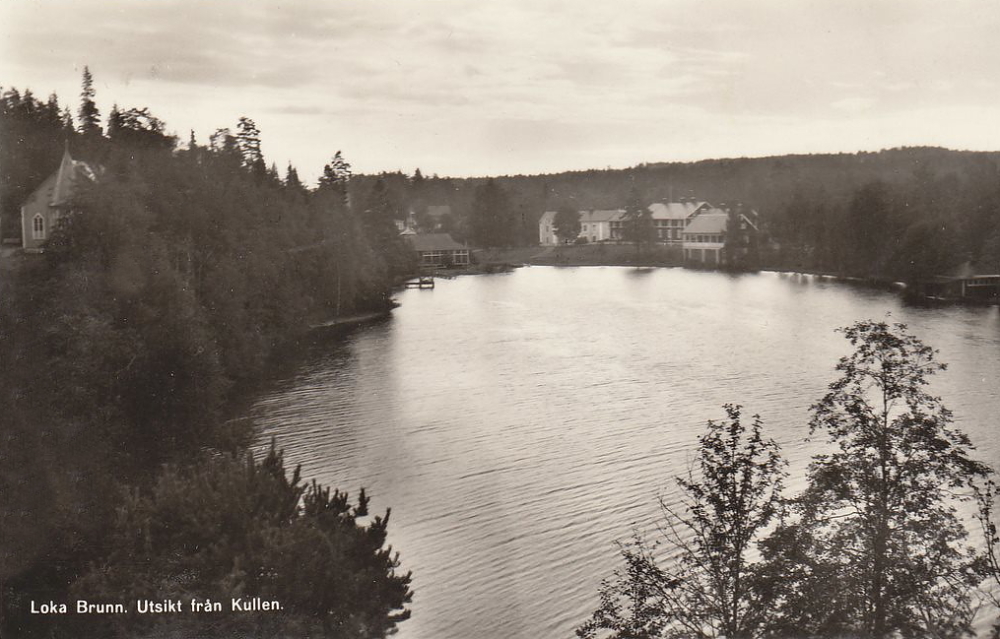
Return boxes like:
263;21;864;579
405;276;435;289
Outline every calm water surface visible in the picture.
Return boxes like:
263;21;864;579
248;267;1000;639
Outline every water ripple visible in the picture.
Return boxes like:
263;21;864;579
249;267;1000;639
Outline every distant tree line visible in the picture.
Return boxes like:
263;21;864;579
362;151;1000;280
1;69;414;637
6;77;998;281
579;321;999;639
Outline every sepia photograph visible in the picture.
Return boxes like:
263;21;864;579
1;1;999;638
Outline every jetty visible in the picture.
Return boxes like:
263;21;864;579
405;276;435;289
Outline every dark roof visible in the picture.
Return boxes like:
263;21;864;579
406;233;467;251
24;148;97;208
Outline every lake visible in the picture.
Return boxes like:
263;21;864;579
248;266;1000;638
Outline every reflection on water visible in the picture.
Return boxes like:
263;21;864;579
249;266;1000;639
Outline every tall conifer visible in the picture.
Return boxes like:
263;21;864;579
78;66;102;137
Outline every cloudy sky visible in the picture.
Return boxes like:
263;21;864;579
2;1;999;182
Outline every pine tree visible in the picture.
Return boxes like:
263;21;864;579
236;116;266;175
318;150;352;206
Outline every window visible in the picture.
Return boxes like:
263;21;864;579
32;214;45;240
422;251;443;265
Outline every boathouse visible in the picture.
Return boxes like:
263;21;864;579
916;265;1000;302
405;233;471;267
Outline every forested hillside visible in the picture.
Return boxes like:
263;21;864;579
1;74;415;638
346;149;1000;281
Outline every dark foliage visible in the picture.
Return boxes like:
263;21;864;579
1;77;417;638
68;444;412;638
974;480;1000;637
77;66;101;138
470;178;516;248
553;205;582;244
621;183;654;256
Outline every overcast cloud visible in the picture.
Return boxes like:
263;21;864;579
2;0;999;181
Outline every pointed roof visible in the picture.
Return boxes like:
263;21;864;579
49;147;97;207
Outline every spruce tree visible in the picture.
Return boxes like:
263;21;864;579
285;163;304;192
77;65;102;137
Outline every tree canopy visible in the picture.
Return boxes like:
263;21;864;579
579;405;786;639
581;322;994;639
763;321;991;638
553;205;581;243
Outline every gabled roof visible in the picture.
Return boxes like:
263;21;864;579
683;210;728;234
406;233;467;251
648;201;710;220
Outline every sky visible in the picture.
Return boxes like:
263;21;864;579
2;0;1000;183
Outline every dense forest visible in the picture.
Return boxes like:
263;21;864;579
0;70;416;637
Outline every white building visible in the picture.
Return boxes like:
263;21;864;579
682;206;759;265
539;209;625;245
682;209;729;265
648;201;711;244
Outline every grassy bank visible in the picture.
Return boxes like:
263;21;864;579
475;243;684;268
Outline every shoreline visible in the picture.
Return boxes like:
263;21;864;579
470;248;997;307
309;308;396;331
